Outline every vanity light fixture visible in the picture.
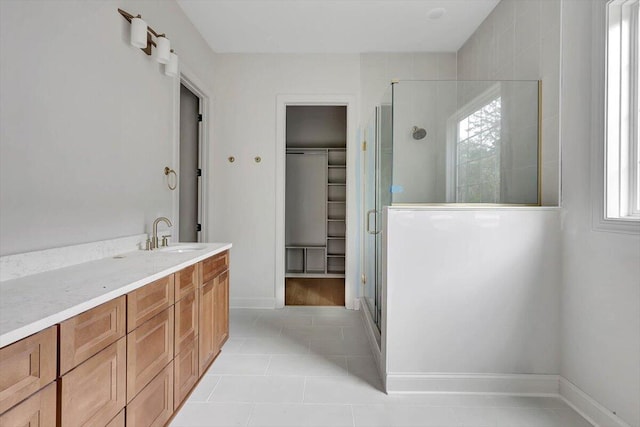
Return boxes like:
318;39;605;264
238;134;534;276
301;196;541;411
155;35;171;64
118;8;179;76
164;50;178;77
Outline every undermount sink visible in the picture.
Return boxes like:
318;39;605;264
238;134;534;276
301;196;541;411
157;244;207;253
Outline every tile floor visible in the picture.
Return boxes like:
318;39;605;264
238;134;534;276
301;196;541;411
170;307;593;427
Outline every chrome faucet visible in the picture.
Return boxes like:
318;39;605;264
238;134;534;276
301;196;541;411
151;217;172;249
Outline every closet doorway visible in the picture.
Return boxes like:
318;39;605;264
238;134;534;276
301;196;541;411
284;106;347;306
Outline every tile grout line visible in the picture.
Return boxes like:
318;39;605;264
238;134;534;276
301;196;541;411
263;354;273;376
205;375;222;402
244;402;256;427
302;376;308;404
350;404;356;427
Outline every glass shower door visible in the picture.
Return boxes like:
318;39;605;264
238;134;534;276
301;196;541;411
362;109;378;327
362;92;393;332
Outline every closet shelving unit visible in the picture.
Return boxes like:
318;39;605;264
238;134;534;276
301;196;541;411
326;148;346;276
285;147;346;278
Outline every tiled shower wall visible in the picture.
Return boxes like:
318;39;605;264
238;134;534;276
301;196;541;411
457;0;562;206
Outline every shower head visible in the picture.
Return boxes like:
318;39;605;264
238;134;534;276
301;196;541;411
412;126;427;140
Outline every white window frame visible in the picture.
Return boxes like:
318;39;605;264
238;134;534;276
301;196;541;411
593;0;640;233
605;0;640;220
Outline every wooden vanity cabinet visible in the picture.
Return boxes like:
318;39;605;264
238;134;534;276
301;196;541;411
175;290;198;356
174;339;199;409
127;307;174;403
59;296;126;375
174;288;199;410
198;276;217;375
0;326;57;415
201;250;229;284
175;263;199;301
199;250;229;376
215;270;230;349
1;249;230;427
127;361;174;427
0;382;56;427
59;337;126;427
105;409;125;427
128;275;175;332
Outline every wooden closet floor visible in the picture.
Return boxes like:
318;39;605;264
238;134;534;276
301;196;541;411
285;278;345;306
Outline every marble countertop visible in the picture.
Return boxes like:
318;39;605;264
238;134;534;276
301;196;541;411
0;243;231;348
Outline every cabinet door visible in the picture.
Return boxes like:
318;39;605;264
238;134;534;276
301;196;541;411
175;263;199;301
126;361;174;427
127;307;174;403
0;326;57;414
215;270;229;349
105;409;125;427
128;275;175;332
201;251;229;284
59;296;126;374
174;338;198;409
198;278;217;375
175;289;198;355
0;382;56;427
60;337;126;427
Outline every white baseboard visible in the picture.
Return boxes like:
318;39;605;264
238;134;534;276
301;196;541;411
385;373;560;395
559;378;632;427
230;297;276;309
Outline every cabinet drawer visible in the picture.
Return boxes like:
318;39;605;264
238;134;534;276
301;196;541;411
60;296;126;374
127;307;174;403
0;382;56;427
105;409;125;427
201;251;229;284
0;326;56;414
60;337;126;427
128;275;175;332
175;263;199;301
175;289;198;355
174;338;198;409
126;361;174;427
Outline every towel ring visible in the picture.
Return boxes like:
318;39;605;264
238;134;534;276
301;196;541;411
164;167;177;190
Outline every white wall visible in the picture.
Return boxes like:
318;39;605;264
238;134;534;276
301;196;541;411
209;54;360;308
359;53;457;124
560;2;640;426
0;0;217;256
457;0;561;206
383;207;561;392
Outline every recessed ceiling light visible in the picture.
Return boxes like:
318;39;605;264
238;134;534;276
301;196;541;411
427;7;446;20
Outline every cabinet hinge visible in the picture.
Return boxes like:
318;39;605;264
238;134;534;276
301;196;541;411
362;141;367;151
196;224;202;232
361;274;367;284
196;168;202;177
198;114;203;122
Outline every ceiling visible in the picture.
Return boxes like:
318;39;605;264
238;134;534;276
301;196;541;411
176;0;500;54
